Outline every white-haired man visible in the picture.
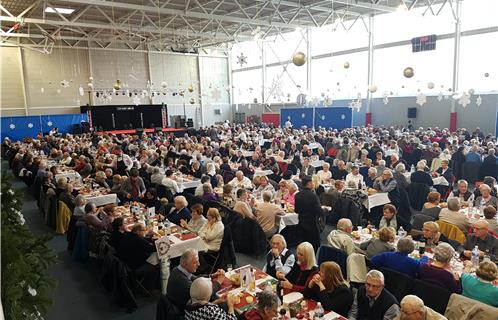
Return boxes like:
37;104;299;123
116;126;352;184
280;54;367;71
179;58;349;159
327;218;356;256
348;270;400;320
394;295;447;320
228;170;253;189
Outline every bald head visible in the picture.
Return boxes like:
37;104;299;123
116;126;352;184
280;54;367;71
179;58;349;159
400;295;426;320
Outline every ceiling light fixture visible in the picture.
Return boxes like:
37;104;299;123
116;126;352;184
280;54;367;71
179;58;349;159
45;7;75;15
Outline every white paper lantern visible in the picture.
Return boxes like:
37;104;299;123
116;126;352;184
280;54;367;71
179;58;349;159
368;85;377;93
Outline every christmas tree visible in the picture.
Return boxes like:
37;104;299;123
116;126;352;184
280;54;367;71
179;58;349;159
1;172;57;320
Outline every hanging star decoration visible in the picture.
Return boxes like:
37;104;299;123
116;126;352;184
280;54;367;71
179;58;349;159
211;88;221;101
476;95;482;107
437;91;444;102
133;95;141;106
236;53;248;67
416;92;427;106
9;123;15;130
458;92;471;108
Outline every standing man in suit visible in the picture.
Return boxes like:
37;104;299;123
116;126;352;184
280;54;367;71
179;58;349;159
294;177;323;252
167;249;226;313
299;158;315;180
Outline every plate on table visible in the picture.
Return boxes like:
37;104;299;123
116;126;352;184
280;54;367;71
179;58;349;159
283;291;303;305
173;232;197;241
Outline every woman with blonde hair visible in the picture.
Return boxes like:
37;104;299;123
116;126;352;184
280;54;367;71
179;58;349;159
412;221;452;247
276;241;318;294
460;260;498;307
304;261;353;316
359;227;396;259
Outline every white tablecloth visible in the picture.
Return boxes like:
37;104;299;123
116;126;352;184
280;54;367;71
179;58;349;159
309;142;322;149
167;233;208;258
366;192;391;210
85;193;117;207
240;150;254;158
178;180;201;191
311;160;325;168
55;171;81;182
254;169;273;177
278;213;299;232
404;172;449;186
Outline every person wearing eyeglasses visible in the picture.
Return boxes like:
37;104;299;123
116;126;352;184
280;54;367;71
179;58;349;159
348;270;400;320
459;220;498;262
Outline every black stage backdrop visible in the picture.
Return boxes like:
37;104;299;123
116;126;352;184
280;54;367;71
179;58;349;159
80;104;167;131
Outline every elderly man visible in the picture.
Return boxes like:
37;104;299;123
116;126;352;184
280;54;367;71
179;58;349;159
348;270;400;320
450;180;474;203
374;169;400;207
394;295;447;320
299;158;315;180
59;183;76;212
167;249;225;313
332;160;348;181
104;168;114;187
150;167;165;185
411;161;434;186
371;238;428;278
166;196;192;225
327;218;356;256
228;170;253;189
346;165;364;188
255;191;285;238
365;167;377;188
460;220;498;261
263;234;296;278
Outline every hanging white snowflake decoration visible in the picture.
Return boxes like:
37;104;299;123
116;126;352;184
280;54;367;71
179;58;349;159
47;121;53;127
60;80;70;88
476;95;482;107
79;86;84;96
458;92;471;108
236;53;248;67
416;93;427;106
27;123;33;128
9;124;15;130
382;92;389;105
437;91;444;102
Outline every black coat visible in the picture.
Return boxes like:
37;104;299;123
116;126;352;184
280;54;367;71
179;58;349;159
116;232;155;269
410;171;433;186
295;188;323;250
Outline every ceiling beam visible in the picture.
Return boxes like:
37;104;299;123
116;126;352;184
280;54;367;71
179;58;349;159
0;15;254;42
56;0;310;29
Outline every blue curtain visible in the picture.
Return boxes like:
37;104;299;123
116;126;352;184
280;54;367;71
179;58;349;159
280;108;314;128
1;113;87;141
314;107;352;130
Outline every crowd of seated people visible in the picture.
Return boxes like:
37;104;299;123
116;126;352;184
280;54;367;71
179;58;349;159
3;122;498;318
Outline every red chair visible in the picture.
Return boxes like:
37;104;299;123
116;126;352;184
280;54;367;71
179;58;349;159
442;176;456;200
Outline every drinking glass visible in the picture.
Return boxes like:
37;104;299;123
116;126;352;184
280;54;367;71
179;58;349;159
227;264;233;272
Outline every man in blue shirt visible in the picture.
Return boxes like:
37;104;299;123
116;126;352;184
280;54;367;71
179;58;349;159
370;238;428;278
465;145;482;164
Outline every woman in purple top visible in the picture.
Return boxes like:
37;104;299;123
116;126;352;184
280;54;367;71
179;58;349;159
417;242;461;293
200;183;219;202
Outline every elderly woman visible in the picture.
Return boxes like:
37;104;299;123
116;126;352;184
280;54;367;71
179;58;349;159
201;183;219;202
483;205;498;234
317;162;332;184
220;184;236;209
421;192;442;220
474;184;498;208
303;261;353;316
412;221;452;248
94;171;110;189
359;227;396;259
184;277;237;320
392;163;410;190
274;180;288;202
180;203;207;234
439;197;471;234
460;260;498;307
283;182;298;206
121;168;146;201
375;204;412;233
255;176;276;197
198;208;224;252
73;194;87;217
276;241;318;294
244;291;280;320
418;242;461;293
82;202;112;230
166;195;192;225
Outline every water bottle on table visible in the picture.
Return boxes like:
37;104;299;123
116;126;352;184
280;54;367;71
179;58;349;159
471;245;480;268
314;302;325;319
398;226;406;238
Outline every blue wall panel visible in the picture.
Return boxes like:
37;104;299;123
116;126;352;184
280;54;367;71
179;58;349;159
1;113;87;141
280;108;314;128
314;107;352;130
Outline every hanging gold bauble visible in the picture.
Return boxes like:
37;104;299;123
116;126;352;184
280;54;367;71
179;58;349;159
403;67;414;78
292;52;306;66
189;97;195;104
188;84;194;93
343;62;350;69
113;79;122;90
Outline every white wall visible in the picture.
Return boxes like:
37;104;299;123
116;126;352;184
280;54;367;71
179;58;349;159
0;46;229;127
